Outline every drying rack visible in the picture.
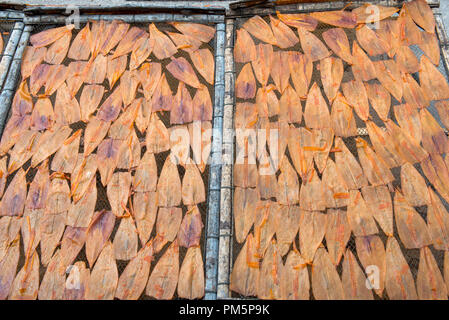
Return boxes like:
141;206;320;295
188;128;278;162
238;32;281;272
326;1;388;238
0;0;448;300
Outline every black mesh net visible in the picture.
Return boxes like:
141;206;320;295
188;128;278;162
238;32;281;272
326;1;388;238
1;19;217;300
230;13;449;300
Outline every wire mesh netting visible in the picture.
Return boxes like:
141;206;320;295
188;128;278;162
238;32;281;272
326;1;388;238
230;10;449;300
1;20;217;300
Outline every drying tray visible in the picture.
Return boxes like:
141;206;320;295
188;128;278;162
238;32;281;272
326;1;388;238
217;0;449;299
0;12;226;300
0;10;24;105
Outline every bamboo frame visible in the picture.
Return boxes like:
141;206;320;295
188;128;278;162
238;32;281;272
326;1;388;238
22;2;230;14
216;17;235;300
205;21;226;300
217;0;448;300
24;13;224;24
0;13;226;301
0;0;446;300
0;20;23;91
0;24;30;135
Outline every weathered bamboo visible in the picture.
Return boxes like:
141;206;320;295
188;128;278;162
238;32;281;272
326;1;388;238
217;18;235;300
23;1;230;14
435;9;449;78
0;10;24;20
24;13;224;24
0;21;23;91
205;21;226;301
228;0;439;17
0;25;31;136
